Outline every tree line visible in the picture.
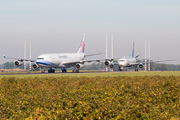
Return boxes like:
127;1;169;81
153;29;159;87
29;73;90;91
1;62;180;71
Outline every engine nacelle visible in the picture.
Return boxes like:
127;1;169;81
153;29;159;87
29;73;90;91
139;63;144;69
104;61;114;68
109;64;114;69
75;64;84;69
104;61;109;66
14;61;23;67
32;64;40;70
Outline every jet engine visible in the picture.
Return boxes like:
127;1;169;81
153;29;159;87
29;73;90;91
14;61;23;67
75;64;84;69
32;64;40;70
110;64;114;69
139;63;144;69
104;61;114;68
104;61;110;66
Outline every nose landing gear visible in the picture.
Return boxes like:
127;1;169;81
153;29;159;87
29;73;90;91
119;67;124;71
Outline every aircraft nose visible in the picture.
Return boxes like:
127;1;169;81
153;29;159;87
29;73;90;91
118;61;126;66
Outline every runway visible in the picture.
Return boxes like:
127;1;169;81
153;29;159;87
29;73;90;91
0;70;107;76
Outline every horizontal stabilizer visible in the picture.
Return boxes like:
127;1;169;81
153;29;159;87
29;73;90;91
135;54;140;58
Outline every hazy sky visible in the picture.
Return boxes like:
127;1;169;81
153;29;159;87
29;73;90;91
0;0;180;64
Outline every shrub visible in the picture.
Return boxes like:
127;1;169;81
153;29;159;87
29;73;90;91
0;76;180;119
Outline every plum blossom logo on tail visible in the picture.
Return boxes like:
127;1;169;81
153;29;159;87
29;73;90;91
81;41;85;53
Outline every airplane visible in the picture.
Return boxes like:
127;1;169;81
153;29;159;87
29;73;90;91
3;34;112;73
104;42;174;72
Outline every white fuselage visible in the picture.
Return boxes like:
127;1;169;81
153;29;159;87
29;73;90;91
36;53;85;68
118;57;137;67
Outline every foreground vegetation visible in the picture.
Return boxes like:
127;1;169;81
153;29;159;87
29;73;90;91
0;76;180;119
0;71;180;78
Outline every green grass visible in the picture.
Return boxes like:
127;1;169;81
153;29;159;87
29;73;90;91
0;71;180;78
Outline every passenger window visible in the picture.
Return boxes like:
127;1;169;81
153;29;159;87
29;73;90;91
37;58;44;60
119;60;125;62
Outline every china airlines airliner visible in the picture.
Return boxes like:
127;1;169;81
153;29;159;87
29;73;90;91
3;34;107;73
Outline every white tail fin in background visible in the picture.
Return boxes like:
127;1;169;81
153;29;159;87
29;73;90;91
77;34;85;53
132;42;135;57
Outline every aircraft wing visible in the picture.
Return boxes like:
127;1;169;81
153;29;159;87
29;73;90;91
84;53;104;57
3;54;36;62
130;59;175;66
60;58;117;65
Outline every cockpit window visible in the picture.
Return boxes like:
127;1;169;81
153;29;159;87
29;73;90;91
37;58;44;60
119;60;125;62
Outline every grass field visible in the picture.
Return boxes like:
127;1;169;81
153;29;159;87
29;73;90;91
0;71;180;78
1;76;180;119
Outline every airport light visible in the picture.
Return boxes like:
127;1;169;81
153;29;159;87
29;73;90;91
4;62;6;72
106;32;108;59
30;41;31;71
145;40;147;71
111;33;113;72
148;41;151;71
106;32;108;72
145;40;151;71
24;41;26;71
111;33;113;59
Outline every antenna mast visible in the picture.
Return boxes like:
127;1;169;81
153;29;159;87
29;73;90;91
145;40;147;71
106;32;108;72
24;41;26;71
30;41;31;71
148;41;150;71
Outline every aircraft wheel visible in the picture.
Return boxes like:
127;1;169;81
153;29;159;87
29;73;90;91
135;68;138;72
48;69;55;73
62;69;66;73
118;67;121;71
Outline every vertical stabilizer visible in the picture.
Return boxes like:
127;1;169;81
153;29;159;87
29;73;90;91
132;42;135;57
77;34;85;53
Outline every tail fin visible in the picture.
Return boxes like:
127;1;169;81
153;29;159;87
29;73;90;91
3;54;6;58
132;42;135;57
77;34;85;53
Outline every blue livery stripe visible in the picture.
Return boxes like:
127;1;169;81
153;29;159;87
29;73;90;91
36;60;55;66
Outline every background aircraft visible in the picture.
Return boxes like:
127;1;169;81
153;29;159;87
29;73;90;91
104;42;174;71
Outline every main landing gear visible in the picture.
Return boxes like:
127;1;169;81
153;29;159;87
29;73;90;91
62;68;67;73
135;65;139;72
48;68;55;73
